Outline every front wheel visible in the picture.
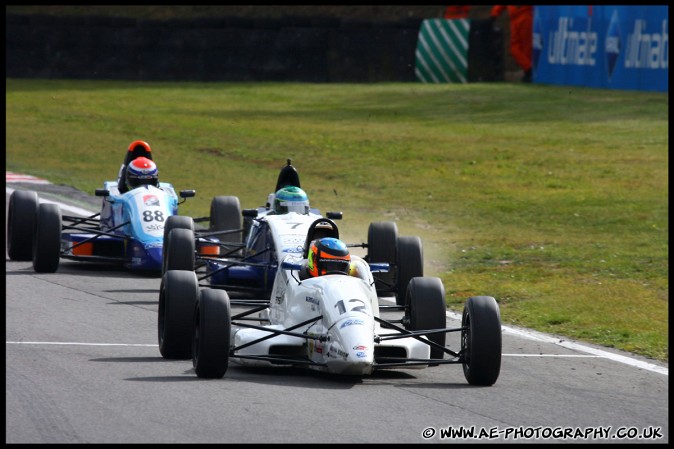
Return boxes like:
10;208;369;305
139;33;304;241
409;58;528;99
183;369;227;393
164;228;195;274
367;221;398;297
210;196;242;243
158;270;199;359
193;288;231;379
162;216;194;275
461;296;502;386
32;203;62;273
395;236;423;306
406;277;446;361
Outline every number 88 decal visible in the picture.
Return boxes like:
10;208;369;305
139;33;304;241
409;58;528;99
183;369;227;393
143;210;165;222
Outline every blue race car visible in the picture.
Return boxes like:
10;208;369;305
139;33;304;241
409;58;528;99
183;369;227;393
6;140;195;273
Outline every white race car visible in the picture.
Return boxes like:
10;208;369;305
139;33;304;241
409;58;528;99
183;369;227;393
159;219;502;386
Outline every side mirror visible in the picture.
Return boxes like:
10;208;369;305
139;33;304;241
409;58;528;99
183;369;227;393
369;263;389;273
281;260;303;271
242;209;258;218
179;190;196;198
95;189;110;197
326;211;342;220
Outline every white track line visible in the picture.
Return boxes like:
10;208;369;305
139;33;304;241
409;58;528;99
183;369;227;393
6;342;157;347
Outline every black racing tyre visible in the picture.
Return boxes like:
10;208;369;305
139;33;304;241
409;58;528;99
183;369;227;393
7;190;39;261
367;221;398;297
162;215;194;274
158;270;200;359
32;203;62;273
163;215;194;247
395;235;424;306
461;296;502;386
164;228;195;274
406;277;447;361
210;196;242;244
193;288;231;379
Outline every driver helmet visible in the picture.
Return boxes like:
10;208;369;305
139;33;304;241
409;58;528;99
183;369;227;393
126;157;159;190
307;237;351;277
127;140;152;156
273;186;310;214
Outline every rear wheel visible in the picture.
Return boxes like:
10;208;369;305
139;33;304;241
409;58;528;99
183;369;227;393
164;228;195;273
406;277;447;362
367;221;398;297
395;236;423;306
193;288;231;379
32;203;62;273
461;296;502;386
7;190;39;260
162;216;194;275
158;270;199;359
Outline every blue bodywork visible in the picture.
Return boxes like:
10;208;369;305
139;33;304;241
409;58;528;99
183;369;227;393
61;181;181;272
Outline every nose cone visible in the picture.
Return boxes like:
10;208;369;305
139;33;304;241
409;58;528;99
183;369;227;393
326;316;375;375
144;245;164;271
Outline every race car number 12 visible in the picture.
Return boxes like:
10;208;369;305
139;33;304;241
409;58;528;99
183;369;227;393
335;299;367;315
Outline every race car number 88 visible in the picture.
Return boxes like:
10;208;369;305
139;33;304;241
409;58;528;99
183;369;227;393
143;210;165;222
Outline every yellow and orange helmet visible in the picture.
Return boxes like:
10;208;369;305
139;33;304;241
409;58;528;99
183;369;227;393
307;237;351;277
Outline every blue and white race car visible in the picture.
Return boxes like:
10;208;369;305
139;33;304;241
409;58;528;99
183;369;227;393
162;160;423;303
6;140;195;273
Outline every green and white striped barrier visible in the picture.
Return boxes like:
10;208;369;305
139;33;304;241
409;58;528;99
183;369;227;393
415;19;470;83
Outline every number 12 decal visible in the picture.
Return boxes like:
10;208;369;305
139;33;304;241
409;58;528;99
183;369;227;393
335;299;367;315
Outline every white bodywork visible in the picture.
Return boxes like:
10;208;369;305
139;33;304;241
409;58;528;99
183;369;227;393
231;254;431;375
260;211;324;257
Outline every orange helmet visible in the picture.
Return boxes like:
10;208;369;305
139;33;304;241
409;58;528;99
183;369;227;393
307;237;351;277
128;140;151;154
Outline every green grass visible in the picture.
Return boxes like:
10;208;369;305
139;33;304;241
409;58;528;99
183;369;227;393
6;79;668;361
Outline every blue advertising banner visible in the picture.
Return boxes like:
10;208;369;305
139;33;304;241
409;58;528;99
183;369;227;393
533;6;668;92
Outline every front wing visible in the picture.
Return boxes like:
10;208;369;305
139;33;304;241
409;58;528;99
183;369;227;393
227;299;465;372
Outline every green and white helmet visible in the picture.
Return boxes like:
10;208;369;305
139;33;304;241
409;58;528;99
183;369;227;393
273;186;310;214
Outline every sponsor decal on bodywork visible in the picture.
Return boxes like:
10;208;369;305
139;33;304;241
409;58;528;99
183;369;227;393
143;195;160;207
328;344;349;360
339;319;364;329
308;338;323;355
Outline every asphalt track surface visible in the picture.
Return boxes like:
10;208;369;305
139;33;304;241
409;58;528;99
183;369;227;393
5;182;669;444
